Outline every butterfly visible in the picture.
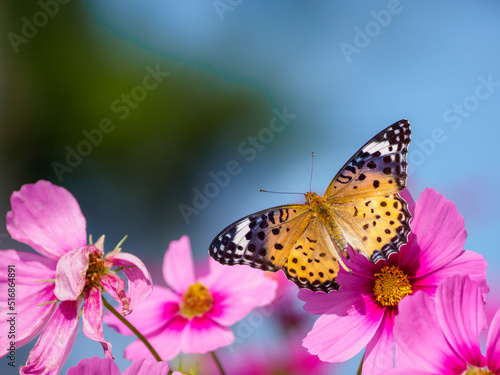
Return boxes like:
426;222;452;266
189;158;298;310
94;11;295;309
209;120;411;292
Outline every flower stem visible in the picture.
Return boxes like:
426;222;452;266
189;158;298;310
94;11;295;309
101;296;163;363
356;353;364;375
211;351;226;375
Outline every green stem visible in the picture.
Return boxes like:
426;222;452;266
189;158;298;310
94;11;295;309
211;351;226;375
356;352;364;375
102;297;167;367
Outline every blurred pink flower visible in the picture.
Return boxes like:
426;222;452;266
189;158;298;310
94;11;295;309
224;333;339;375
298;188;488;374
265;270;311;333
391;275;499;374
67;356;173;375
0;180;152;374
105;235;278;361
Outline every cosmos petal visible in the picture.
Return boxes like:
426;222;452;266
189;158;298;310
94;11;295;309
303;295;384;363
411;189;467;278
201;259;277;326
82;286;113;359
67;357;121;375
180;316;234;354
20;300;80;375
55;245;100;301
486;308;500;373
124;315;188;361
363;311;395;375
100;273;129;315
0;283;57;356
436;275;486;368
413;250;489;297
162;236;195;294
123;358;171;375
7;180;87;260
0;250;58;356
105;252;153;314
394;291;466;374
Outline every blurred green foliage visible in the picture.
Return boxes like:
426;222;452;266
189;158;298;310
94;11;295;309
0;0;272;235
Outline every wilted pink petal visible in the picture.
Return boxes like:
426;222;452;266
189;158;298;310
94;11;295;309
55;245;100;301
1;180;155;373
20;300;80;375
0;284;57;356
486;308;500;373
0;250;58;355
0;249;57;283
180;316;234;354
6;180;86;260
82;286;113;359
67;357;121;375
105;252;152;313
100;272;130;315
162;235;195;294
436;275;486;368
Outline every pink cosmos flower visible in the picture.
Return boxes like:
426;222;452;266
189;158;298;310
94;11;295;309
298;188;489;374
67;356;174;375
391;275;499;374
104;235;277;361
0;180;152;374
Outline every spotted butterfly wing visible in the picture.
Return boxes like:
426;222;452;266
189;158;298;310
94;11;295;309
209;120;411;292
325;120;411;262
209;204;345;292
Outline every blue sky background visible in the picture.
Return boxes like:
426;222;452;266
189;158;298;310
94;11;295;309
1;1;499;374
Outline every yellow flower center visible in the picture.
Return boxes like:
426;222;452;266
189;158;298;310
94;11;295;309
180;282;213;319
373;266;412;307
462;365;494;375
85;252;106;288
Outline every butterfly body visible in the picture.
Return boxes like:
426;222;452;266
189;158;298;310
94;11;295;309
305;192;348;256
209;120;412;292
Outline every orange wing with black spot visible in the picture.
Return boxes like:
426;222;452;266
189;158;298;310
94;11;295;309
326;120;411;262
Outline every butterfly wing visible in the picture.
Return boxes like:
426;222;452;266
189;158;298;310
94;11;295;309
325;120;412;262
331;194;411;262
209;204;342;292
209;204;310;272
282;221;342;292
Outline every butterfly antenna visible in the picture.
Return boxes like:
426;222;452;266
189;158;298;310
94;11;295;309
309;152;315;193
259;189;303;195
